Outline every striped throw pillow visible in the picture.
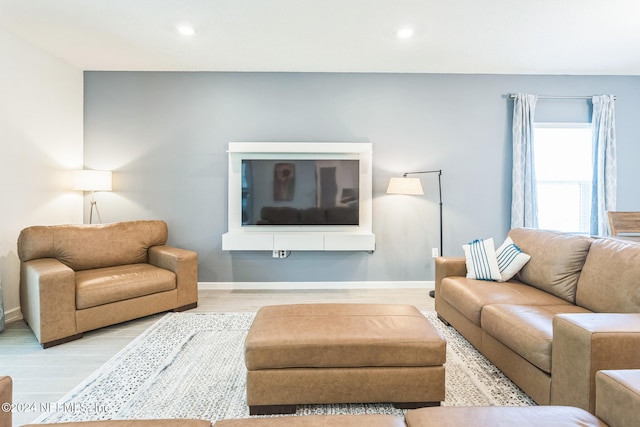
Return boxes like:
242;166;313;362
496;237;531;281
463;238;502;281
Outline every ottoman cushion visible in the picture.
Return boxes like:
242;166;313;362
245;303;445;370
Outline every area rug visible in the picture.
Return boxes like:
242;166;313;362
35;311;535;423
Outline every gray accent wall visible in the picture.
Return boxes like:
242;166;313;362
83;72;640;283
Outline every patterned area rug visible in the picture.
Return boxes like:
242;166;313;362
35;311;535;423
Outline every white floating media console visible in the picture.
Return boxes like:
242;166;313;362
222;142;375;252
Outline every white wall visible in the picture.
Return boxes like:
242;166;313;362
0;29;84;322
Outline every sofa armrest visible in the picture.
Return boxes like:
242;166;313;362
0;376;11;427
149;245;198;308
596;369;640;427
434;257;466;295
20;259;76;346
551;313;640;414
435;257;466;287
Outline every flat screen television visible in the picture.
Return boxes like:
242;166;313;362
242;159;360;226
222;142;374;252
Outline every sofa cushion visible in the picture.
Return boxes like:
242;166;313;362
404;406;605;427
577;238;640;313
482;304;592;373
508;228;593;303
17;220;168;271
76;264;176;309
215;414;405;427
440;277;571;327
22;421;211;427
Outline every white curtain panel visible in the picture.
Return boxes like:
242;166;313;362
511;93;539;229
591;94;617;236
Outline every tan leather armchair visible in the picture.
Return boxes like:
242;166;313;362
17;220;198;348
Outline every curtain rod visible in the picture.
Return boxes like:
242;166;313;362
508;94;616;100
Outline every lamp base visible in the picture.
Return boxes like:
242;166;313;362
89;199;102;224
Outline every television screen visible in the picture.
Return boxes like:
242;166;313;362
242;159;359;226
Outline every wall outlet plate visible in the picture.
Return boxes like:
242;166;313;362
432;248;439;258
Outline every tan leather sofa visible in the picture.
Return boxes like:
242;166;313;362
0;376;10;427
2;377;211;427
214;409;602;427
596;369;640;427
17;220;198;348
435;227;640;414
213;369;640;426
6;371;640;426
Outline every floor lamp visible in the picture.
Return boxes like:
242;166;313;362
72;170;113;224
387;169;443;298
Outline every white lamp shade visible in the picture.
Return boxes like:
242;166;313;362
72;170;112;192
386;177;424;195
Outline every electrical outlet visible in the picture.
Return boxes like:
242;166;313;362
432;248;439;258
273;250;289;258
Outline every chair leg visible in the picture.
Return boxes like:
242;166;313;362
42;333;83;349
249;405;297;415
173;302;197;312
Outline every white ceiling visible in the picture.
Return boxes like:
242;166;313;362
1;0;640;75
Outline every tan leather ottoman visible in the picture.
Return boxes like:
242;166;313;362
244;303;446;415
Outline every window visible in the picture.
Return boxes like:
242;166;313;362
533;123;592;234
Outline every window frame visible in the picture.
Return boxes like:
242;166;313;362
532;121;593;234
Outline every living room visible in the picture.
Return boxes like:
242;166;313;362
2;1;640;426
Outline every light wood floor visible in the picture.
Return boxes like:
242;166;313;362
1;288;433;426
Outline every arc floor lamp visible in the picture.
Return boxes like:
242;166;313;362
387;169;443;298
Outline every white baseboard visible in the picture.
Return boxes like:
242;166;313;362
198;281;434;290
4;306;23;324
3;282;433;325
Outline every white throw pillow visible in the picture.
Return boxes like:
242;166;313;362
463;238;502;281
496;237;531;282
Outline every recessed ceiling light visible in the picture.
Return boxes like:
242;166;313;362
176;23;197;37
396;27;414;39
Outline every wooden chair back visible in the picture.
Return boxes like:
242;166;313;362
607;211;640;236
